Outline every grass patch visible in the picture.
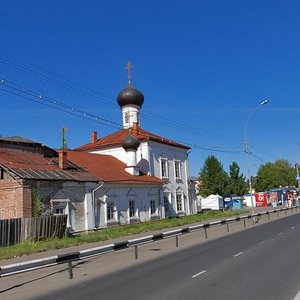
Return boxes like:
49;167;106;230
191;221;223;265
0;210;247;261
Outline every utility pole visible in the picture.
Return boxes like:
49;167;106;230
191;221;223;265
244;100;268;215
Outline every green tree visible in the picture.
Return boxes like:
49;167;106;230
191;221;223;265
198;155;229;197
32;182;42;217
227;161;248;195
255;159;297;191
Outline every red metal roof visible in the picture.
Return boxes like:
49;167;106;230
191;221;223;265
0;148;163;185
75;127;190;151
65;150;163;185
0;148;98;182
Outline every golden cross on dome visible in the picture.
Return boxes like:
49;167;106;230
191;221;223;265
126;61;133;87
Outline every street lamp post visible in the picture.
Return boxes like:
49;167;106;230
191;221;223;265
244;100;268;216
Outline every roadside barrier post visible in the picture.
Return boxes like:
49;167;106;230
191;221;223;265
175;235;179;248
243;220;246;228
204;228;208;239
134;245;138;260
68;261;73;279
226;223;229;232
267;213;270;221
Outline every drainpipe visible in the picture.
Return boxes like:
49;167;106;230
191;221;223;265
92;181;104;229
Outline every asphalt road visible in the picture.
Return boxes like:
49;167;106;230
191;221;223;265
39;213;300;300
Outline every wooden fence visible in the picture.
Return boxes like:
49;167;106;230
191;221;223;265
0;215;67;247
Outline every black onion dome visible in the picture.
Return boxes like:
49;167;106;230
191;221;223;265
117;87;144;107
122;133;140;151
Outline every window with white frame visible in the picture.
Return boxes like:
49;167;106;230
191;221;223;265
51;199;70;228
176;192;183;212
52;201;67;215
160;158;168;178
150;199;156;215
129;199;136;218
107;201;115;221
164;193;170;214
174;160;181;179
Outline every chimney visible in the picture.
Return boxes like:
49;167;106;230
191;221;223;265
131;122;139;136
59;150;68;170
91;131;98;143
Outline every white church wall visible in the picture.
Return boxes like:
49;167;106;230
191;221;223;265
147;140;191;216
94;185;162;228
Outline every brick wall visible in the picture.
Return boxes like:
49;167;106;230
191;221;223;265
0;180;32;219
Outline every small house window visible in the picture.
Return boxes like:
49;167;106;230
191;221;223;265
107;201;115;220
160;158;168;178
55;207;64;214
150;199;156;215
174;160;181;179
164;193;170;214
176;192;183;212
129;200;136;218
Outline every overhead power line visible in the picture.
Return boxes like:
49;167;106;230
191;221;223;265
0;79;122;129
0;56;117;109
251;143;278;161
0;49;245;145
0;49;278;159
0;49;113;101
0;77;246;154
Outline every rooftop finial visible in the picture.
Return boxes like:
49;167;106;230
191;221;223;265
126;61;133;87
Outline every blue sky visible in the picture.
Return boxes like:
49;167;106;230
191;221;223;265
1;0;300;177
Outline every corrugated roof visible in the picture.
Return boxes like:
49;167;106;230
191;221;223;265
0;148;163;185
0;136;39;144
0;148;98;182
75;127;190;151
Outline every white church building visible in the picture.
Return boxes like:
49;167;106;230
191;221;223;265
76;65;197;218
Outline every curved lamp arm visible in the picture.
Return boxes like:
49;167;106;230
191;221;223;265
244;99;268;148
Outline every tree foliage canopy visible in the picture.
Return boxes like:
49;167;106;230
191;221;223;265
255;159;297;191
198;155;229;197
227;161;248;196
198;156;297;197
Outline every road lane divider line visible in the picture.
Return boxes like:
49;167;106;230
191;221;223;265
278;232;283;235
259;240;267;244
192;270;207;278
234;252;244;257
291;226;295;229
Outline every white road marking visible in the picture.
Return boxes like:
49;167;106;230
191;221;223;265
291;226;295;229
278;232;283;235
234;252;244;257
259;240;267;244
192;270;207;278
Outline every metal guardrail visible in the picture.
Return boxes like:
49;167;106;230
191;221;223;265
0;206;297;279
